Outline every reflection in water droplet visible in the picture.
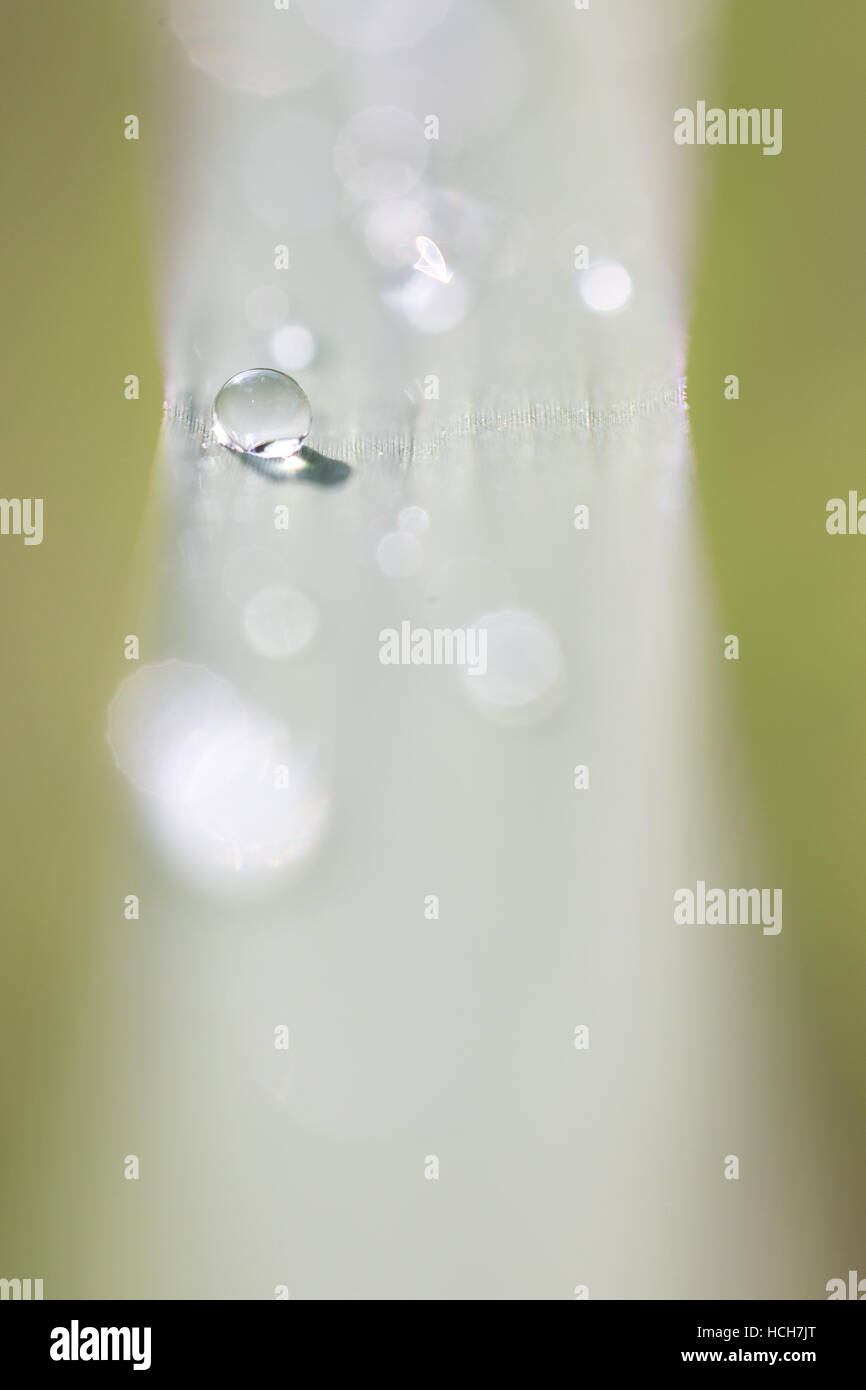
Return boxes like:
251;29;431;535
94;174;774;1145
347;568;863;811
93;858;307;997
243;586;319;659
212;368;311;463
461;608;564;724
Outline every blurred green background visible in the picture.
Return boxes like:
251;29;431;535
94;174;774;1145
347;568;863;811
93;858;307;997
0;2;160;1291
689;0;866;1127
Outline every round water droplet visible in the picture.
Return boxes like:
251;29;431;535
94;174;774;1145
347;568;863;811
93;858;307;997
212;368;311;461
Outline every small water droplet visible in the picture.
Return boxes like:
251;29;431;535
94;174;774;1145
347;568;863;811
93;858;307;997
212;368;312;462
413;234;452;284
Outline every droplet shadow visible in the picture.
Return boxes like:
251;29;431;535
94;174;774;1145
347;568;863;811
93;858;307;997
241;444;352;487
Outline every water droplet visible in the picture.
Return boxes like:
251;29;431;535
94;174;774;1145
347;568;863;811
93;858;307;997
212;368;311;462
414;234;452;284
